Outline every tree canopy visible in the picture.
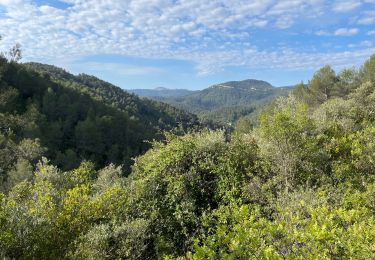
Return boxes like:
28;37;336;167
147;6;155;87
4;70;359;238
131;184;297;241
1;49;375;258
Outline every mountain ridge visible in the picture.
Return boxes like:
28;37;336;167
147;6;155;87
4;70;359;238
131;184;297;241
148;79;292;123
129;86;195;97
25;62;291;125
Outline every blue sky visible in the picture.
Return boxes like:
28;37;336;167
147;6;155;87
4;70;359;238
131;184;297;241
0;0;374;90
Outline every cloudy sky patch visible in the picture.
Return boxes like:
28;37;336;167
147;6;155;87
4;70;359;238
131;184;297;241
0;0;374;89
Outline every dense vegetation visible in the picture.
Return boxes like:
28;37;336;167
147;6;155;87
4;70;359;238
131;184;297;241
1;49;375;259
149;79;291;124
0;60;200;176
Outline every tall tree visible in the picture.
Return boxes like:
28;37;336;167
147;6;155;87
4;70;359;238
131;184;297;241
360;53;375;83
308;65;338;103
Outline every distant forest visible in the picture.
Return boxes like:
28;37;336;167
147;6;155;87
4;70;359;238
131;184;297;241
145;79;291;124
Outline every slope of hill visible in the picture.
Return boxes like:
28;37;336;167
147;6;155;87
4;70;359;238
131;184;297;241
24;63;200;131
129;87;195;97
153;79;291;123
0;60;200;174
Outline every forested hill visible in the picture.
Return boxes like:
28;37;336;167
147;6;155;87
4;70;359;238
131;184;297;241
129;87;195;97
151;79;291;123
24;62;200;131
0;59;200;174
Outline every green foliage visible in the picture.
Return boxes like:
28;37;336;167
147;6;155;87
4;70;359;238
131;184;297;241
309;65;338;103
4;159;33;190
190;185;375;259
360;53;375;83
293;65;360;106
1;50;375;258
72;220;151;259
331;126;375;186
0;133;44;189
128;131;228;257
257;96;326;192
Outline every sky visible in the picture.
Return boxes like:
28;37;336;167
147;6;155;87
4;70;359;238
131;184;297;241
0;0;374;90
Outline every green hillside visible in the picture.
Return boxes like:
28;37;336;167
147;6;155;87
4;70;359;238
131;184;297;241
25;62;200;131
153;79;291;123
0;60;200;175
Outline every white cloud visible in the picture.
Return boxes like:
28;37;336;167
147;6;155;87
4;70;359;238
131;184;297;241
0;1;324;64
0;0;28;6
316;28;359;37
360;40;373;47
334;28;359;36
70;62;165;76
368;30;375;35
357;10;375;25
332;0;361;13
315;30;330;36
358;17;375;25
275;16;295;29
0;0;373;76
348;40;373;48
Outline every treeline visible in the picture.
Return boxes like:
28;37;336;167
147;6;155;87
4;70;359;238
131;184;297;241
1;54;375;258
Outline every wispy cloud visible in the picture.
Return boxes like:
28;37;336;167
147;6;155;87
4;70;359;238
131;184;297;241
75;62;165;76
334;28;359;36
357;10;375;25
315;30;330;36
348;40;373;48
315;28;360;37
332;0;361;13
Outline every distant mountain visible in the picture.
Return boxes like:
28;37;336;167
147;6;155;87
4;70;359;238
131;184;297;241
152;79;292;123
129;87;195;98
